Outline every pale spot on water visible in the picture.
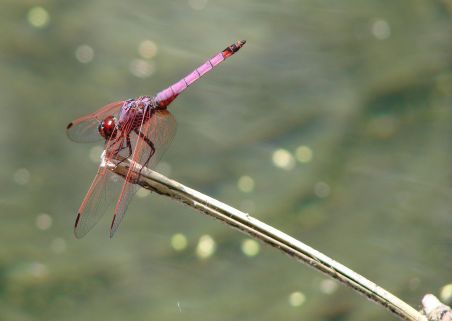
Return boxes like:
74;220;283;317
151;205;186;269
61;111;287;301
440;283;452;302
272;148;295;170
75;45;94;63
138;40;158;59
314;181;330;198
171;233;188;251
237;175;255;193
295;145;313;163
289;291;306;307
196;235;216;259
372;19;391;40
320;279;338;294
27;6;50;28
36;213;52;230
241;239;260;257
14;168;30;185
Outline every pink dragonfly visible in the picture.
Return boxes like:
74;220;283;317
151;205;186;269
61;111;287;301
67;40;246;238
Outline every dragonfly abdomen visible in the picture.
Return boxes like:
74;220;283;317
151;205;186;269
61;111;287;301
155;40;246;108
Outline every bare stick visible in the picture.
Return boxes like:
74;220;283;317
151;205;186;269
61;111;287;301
105;157;427;321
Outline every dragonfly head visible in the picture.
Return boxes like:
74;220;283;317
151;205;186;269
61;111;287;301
98;115;117;139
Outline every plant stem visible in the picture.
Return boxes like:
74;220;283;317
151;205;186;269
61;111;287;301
106;157;427;321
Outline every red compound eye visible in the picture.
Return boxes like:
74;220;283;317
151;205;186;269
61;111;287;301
98;116;117;139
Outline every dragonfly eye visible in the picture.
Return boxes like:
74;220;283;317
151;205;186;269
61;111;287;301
98;116;117;139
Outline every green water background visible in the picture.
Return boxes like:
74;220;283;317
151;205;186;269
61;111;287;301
0;1;451;320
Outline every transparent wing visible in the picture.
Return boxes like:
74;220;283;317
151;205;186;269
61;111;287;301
110;110;177;237
66;101;124;143
74;166;124;238
74;135;126;238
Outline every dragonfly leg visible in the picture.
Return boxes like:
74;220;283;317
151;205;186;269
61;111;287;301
115;135;133;166
134;129;155;176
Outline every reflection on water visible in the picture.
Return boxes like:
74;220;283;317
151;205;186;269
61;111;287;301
0;1;451;321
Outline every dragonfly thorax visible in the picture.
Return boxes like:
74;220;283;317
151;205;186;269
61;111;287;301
98;115;117;139
117;96;156;130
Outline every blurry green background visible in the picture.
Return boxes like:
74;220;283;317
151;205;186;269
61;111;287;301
0;1;451;320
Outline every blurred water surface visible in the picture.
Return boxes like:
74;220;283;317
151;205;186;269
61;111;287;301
0;1;451;320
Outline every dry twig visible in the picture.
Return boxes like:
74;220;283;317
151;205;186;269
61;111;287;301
106;156;433;321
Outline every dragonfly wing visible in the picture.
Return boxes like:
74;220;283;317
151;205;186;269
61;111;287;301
109;109;177;237
74;167;124;238
67;101;124;143
74;136;126;238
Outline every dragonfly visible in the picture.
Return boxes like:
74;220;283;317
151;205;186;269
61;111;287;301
67;40;246;238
